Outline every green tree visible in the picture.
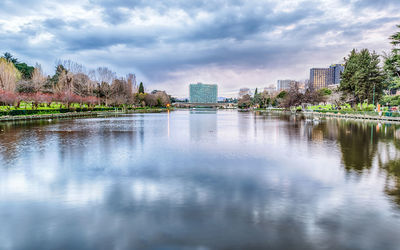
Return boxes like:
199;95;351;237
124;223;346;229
253;87;261;106
15;63;34;79
340;49;384;104
138;82;144;94
276;90;287;99
318;88;332;96
238;94;251;109
383;25;400;94
2;53;34;79
2;52;18;64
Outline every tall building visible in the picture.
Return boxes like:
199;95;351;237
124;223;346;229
310;64;344;90
309;68;331;90
239;88;251;98
189;83;218;103
330;64;344;85
264;84;276;94
277;80;297;91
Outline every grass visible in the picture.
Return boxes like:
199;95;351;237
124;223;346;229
0;102;172;117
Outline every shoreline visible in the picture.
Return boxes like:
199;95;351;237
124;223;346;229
0;108;171;123
256;109;400;124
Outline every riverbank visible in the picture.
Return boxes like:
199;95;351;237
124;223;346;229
0;108;171;122
257;109;400;123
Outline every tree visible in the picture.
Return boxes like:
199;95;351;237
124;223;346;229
153;91;170;106
238;94;251;109
281;83;303;108
15;63;34;79
2;52;18;64
303;89;323;104
31;64;46;92
318;88;332;96
383;25;400;94
340;49;384;104
259;90;270;108
16;80;35;93
276;90;287;99
0;58;21;92
390;24;400;49
253;87;261;106
138;82;144;94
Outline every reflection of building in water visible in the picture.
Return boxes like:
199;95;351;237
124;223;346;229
189;111;217;142
311;128;324;142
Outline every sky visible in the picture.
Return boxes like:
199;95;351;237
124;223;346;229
0;0;399;98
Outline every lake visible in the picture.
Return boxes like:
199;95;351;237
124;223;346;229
1;110;400;250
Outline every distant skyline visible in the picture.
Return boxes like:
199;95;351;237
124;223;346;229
1;0;399;97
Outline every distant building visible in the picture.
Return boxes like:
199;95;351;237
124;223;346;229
330;64;344;85
310;64;344;90
189;83;218;103
264;84;277;94
239;88;251;98
277;80;298;91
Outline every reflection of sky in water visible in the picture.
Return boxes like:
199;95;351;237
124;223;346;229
1;111;400;249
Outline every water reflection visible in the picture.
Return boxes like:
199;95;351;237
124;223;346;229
1;112;400;249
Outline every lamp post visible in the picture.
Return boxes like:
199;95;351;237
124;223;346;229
372;82;375;107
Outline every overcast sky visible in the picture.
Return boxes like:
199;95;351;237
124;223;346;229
0;0;399;97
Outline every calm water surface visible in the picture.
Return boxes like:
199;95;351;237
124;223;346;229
1;110;400;250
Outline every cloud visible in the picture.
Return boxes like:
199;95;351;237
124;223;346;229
0;0;399;97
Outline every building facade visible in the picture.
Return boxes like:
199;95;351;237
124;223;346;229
330;64;344;85
239;88;251;98
189;83;218;103
310;64;344;90
264;84;277;94
277;80;297;91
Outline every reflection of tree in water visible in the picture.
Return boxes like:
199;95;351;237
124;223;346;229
379;138;400;206
336;121;379;172
0;120;52;166
381;159;400;205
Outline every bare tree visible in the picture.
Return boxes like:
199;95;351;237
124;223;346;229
126;73;136;94
56;59;86;74
31;63;46;92
0;58;20;92
94;67;116;85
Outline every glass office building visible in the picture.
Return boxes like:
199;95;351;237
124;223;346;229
330;64;344;85
189;83;218;103
310;64;344;90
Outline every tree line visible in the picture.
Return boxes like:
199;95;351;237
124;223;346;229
0;56;170;108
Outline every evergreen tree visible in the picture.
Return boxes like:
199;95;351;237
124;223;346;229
138;82;144;94
390;25;400;50
2;52;34;79
340;49;384;104
383;25;400;93
253;87;262;106
2;52;18;64
15;63;34;79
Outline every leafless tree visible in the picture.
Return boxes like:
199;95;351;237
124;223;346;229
31;63;46;92
0;58;20;92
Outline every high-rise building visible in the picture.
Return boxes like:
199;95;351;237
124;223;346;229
264;84;276;94
189;83;218;103
277;80;298;91
309;68;331;90
330;64;344;85
239;88;251;98
310;64;344;90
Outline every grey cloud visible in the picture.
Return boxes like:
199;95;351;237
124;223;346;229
352;0;400;10
43;18;67;29
0;0;398;93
